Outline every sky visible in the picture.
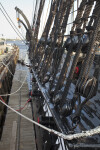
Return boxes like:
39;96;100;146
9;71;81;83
0;0;51;40
0;0;78;40
0;0;34;39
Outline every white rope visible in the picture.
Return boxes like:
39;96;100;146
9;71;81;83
0;72;27;97
1;60;27;84
0;48;30;97
0;99;100;140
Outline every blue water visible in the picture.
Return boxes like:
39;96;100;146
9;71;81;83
6;40;32;91
6;40;28;59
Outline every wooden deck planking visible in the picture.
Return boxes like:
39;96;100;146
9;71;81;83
0;67;36;150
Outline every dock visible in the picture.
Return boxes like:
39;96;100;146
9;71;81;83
0;66;36;150
0;44;19;137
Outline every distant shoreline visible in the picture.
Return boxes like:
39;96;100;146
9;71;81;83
0;38;22;41
6;39;22;41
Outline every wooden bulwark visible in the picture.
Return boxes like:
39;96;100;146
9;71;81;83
0;45;19;138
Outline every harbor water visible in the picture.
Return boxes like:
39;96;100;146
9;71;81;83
6;40;32;91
